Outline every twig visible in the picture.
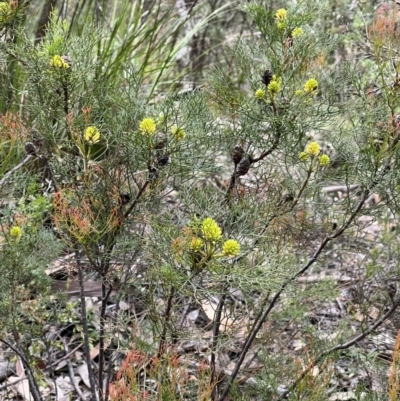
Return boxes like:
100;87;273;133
0;338;43;401
44;343;83;371
210;291;227;401
98;282;113;401
322;184;360;193
0;155;32;187
278;294;400;400
0;376;25;392
61;338;86;401
75;247;99;401
0;342;83;394
157;287;176;358
217;189;371;401
124;180;150;219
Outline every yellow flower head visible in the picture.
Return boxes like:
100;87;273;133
201;217;222;242
84;126;100;144
267;76;282;95
222;239;240;257
171;125;186;141
139;118;157;136
50;55;70;69
295;89;303;96
304;78;318;93
292;27;303;38
10;226;22;242
255;88;266;100
299;151;309;162
275;9;287;20
319;154;330;166
190;237;203;252
305;141;321;157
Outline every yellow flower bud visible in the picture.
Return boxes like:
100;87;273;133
299;152;309;162
222;239;240;257
50;55;70;69
255;88;266;100
171;125;186;141
190;238;203;251
139;118;157;136
305;142;320;157
275;9;287;20
10;226;22;242
292;27;303;38
84;126;100;144
319;154;330;166
201;218;222;242
304;78;318;93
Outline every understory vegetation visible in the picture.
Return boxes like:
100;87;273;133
2;0;400;400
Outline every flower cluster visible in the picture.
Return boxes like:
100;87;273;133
139;118;156;136
84;126;100;144
292;27;303;38
201;217;222;241
319;154;330;166
9;226;22;242
173;217;241;268
304;78;318;94
305;141;320;156
300;142;330;167
171;125;185;141
255;88;266;100
295;78;319;97
50;55;70;69
275;8;287;30
267;75;282;98
222;239;241;257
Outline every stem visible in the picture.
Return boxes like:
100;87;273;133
75;246;98;401
278;294;400;400
210;290;227;401
0;155;32;187
157;287;176;358
0;338;43;401
123;179;150;219
98;281;113;401
61;338;86;401
217;189;370;401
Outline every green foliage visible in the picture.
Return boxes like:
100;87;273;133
2;1;400;401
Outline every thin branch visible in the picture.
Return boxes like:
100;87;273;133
0;338;43;401
44;343;82;371
75;247;99;401
123;179;150;219
250;128;282;164
278;294;400;400
217;189;370;401
157;287;176;358
210;291;227;401
61;338;86;401
0;155;32;187
98;282;113;401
